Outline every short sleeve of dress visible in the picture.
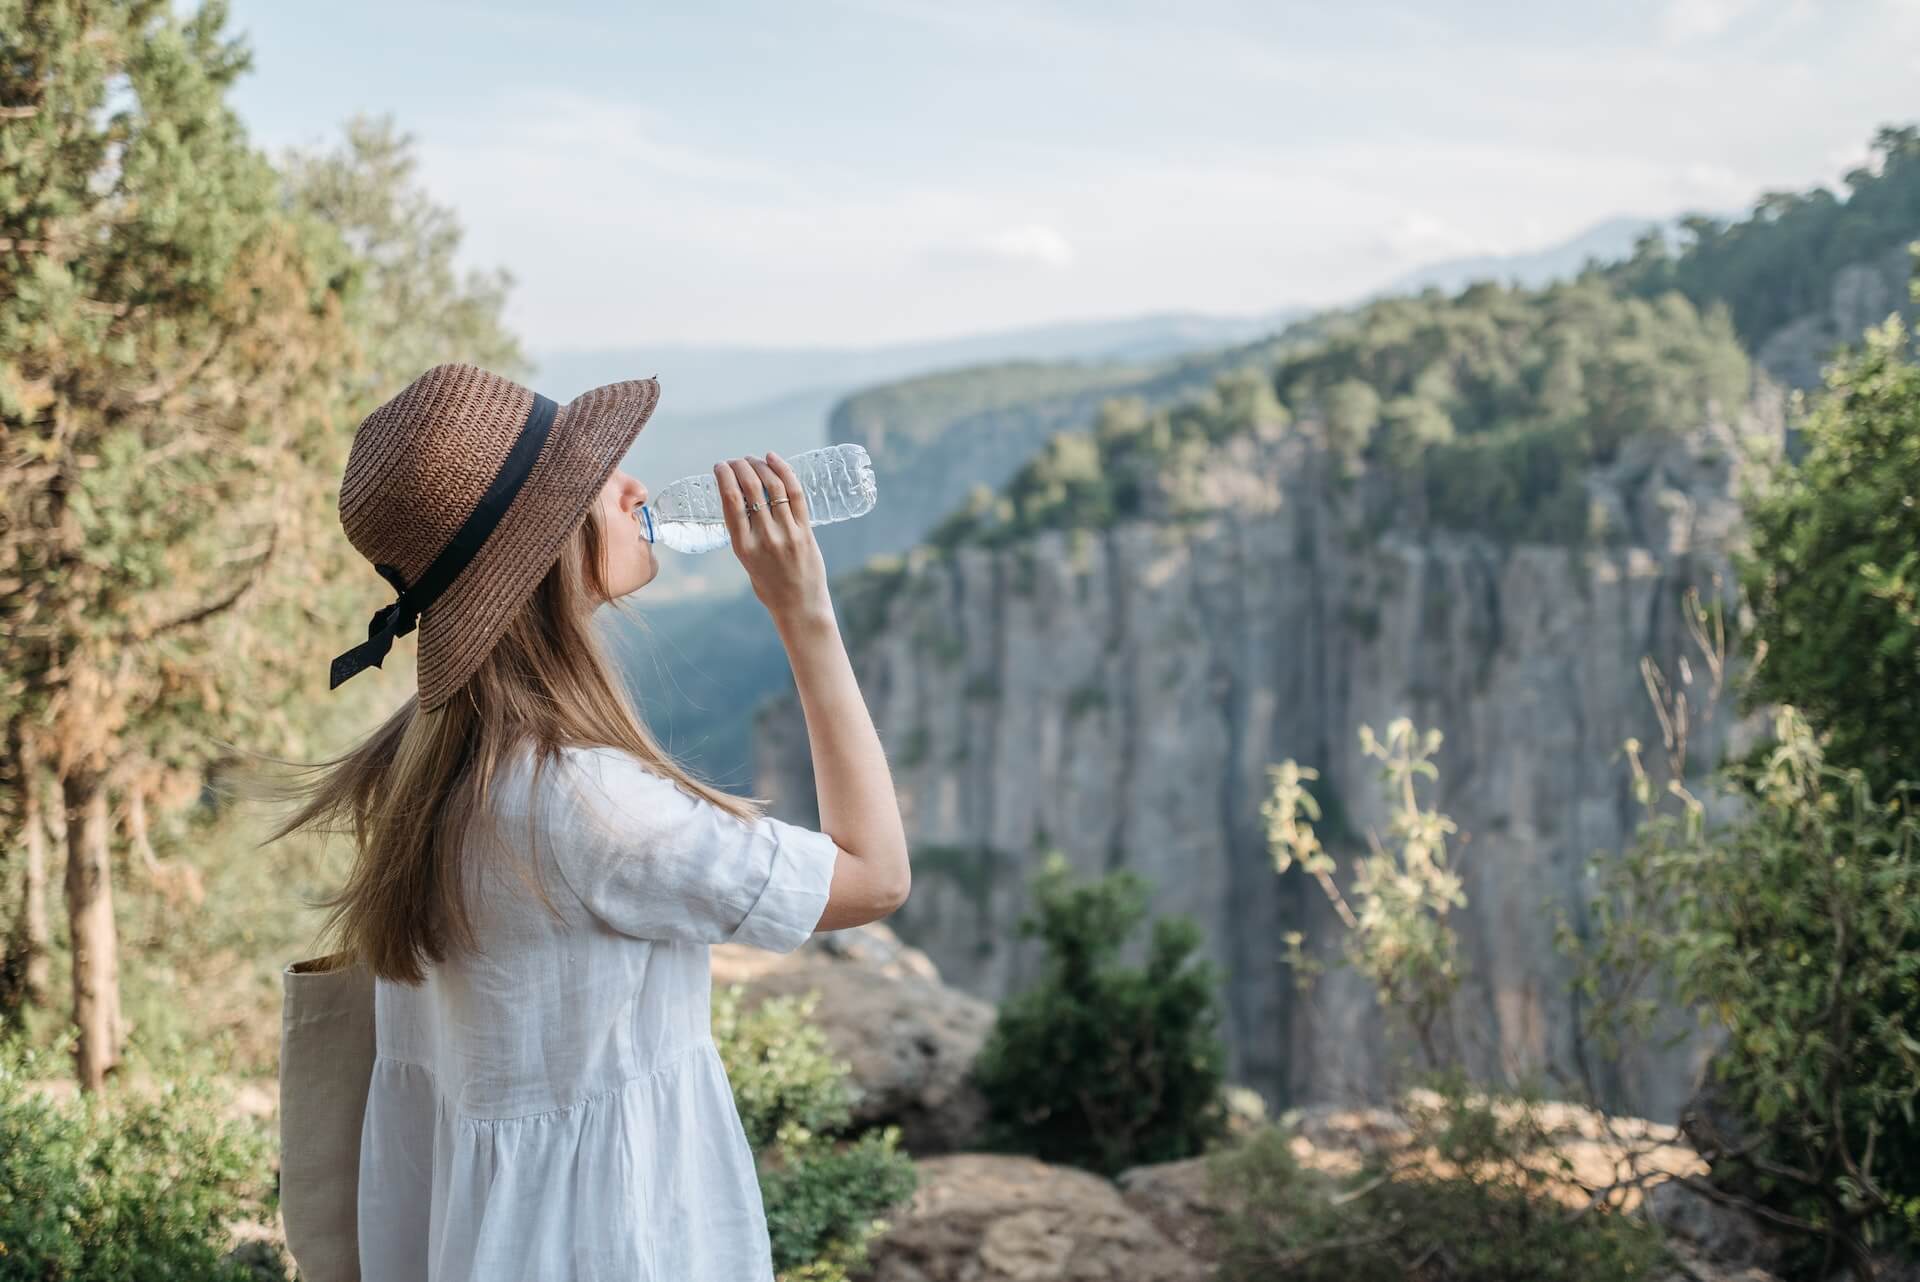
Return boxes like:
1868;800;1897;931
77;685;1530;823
544;745;839;953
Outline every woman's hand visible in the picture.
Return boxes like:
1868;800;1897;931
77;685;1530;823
713;452;833;629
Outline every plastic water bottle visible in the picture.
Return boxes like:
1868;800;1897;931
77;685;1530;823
636;442;878;554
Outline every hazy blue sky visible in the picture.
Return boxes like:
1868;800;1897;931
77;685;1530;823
213;0;1920;349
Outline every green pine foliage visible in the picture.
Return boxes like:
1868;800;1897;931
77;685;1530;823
1;0;364;757
969;852;1230;1176
711;984;917;1282
0;1035;276;1281
1;0;379;1097
275;112;530;396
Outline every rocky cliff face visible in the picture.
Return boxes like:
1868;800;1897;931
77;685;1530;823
754;389;1787;1123
1753;240;1918;392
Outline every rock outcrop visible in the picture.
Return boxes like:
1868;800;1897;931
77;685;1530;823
755;394;1786;1122
1645;1179;1791;1278
716;922;995;1153
852;1153;1209;1282
853;1090;1755;1282
1752;240;1919;393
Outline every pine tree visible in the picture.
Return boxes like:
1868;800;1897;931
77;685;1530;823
0;0;354;1088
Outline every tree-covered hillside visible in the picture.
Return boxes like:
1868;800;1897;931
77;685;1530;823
925;276;1751;550
816;324;1334;572
1608;125;1920;352
832;359;1163;454
884;123;1920;565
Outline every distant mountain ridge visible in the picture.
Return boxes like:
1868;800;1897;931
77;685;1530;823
529;308;1310;417
1369;214;1688;299
533;215;1719;420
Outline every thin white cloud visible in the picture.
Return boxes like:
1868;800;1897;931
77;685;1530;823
483;87;778;188
363;2;1920;348
1367;211;1497;263
1658;0;1763;42
412;96;1889;346
829;0;1149;53
927;223;1077;270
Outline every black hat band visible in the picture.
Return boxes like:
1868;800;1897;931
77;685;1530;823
328;392;560;691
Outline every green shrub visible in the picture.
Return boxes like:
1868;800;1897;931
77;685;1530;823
712;984;917;1282
0;1034;276;1281
758;1124;919;1282
969;852;1229;1175
1740;307;1920;800
1207;1072;1668;1282
1578;708;1920;1273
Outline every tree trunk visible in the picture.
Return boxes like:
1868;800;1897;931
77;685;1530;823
19;745;52;1006
63;767;123;1091
2;725;53;1012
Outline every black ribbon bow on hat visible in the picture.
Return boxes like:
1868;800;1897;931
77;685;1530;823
329;391;560;691
328;561;424;690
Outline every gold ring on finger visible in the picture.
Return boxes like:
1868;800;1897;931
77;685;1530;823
744;501;762;514
768;497;790;507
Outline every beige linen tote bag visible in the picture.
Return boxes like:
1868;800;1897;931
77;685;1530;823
279;950;375;1282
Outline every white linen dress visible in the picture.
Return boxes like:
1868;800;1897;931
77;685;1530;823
353;741;840;1281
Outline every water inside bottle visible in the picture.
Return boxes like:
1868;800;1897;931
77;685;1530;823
639;504;732;554
636;443;878;554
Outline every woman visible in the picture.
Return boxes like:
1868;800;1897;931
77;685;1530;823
257;362;910;1280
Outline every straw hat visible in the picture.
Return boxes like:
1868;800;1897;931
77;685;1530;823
329;362;660;711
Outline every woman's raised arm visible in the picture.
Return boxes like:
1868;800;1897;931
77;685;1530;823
715;452;910;931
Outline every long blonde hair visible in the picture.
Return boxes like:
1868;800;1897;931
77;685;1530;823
237;492;763;984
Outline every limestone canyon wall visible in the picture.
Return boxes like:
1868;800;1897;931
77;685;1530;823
754;394;1785;1122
